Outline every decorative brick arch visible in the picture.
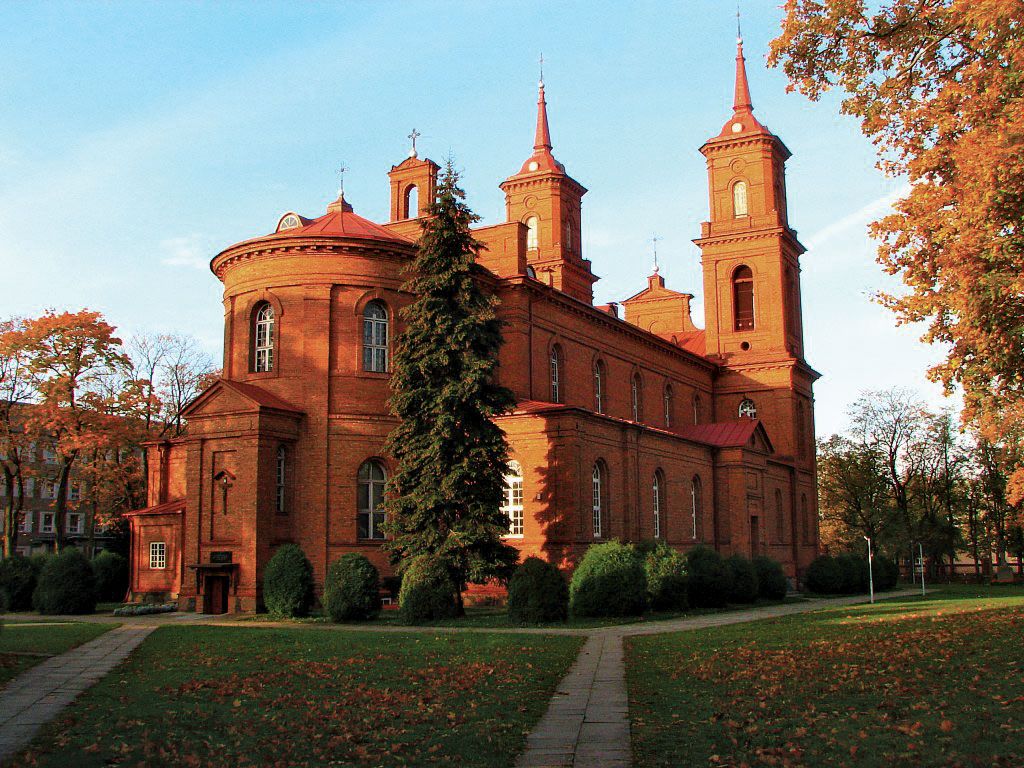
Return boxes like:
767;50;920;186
246;290;284;376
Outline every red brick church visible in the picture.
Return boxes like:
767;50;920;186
126;42;820;613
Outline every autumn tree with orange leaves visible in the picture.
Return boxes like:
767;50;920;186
770;1;1024;509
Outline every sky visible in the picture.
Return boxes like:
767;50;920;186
0;0;955;438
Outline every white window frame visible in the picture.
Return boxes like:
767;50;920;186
631;375;641;421
502;461;524;538
593;362;604;413
254;303;275;372
592;463;603;539
739;398;757;419
690;478;700;540
663;386;673;428
68;482;81;501
363;302;389;373
150;541;166;569
66;512;83;535
653;472;662;539
733;180;749;217
42;481;57;500
525;216;539;250
550;347;561;403
40;512;55;534
275;445;287;514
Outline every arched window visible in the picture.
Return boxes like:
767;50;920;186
276;445;287;515
801;493;810;544
774;488;784;543
253;303;275;372
363;301;389;373
733;180;749;217
733;265;754;330
592;462;606;539
690;475;702;540
502;461;524;537
692;393;702;425
357;460;387;540
653;470;665;539
403;185;418;219
550;345;563;403
631;373;643;421
663;384;674;428
739;398;757;419
525;216;539;250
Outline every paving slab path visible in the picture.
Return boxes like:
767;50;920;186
0;625;156;764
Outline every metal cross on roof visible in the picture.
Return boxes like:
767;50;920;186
408;129;421;158
652;234;662;273
539;52;544;85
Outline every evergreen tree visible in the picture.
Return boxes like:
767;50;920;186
383;160;518;612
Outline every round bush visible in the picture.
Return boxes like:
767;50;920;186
0;555;38;611
398;555;458;624
262;544;314;617
569;541;647;618
686;546;734;608
508;556;568;624
836;553;869;593
725;554;759;603
33;549;97;615
323;553;381;622
872;556;899;591
805;555;844;594
752;556;788;600
91;551;129;602
645;544;689;612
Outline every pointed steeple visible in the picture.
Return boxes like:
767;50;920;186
534;80;553;151
733;38;753;114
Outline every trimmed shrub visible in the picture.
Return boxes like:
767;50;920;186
323;553;381;622
569;541;647;617
398;555;459;624
686;546;734;608
836;553;869;593
507;557;569;624
645;543;689;612
92;551;129;602
805;555;843;594
262;544;314;617
0;555;38;611
33;549;97;615
725;554;759;603
753;556;788;600
872;556;899;591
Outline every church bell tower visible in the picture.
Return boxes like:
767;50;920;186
695;37;818;463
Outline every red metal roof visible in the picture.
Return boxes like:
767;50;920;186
677;419;761;448
124;498;185;517
264;206;413;245
671;330;706;357
219;380;304;413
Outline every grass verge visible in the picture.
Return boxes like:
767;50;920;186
0;621;115;685
15;626;584;767
627;584;1024;767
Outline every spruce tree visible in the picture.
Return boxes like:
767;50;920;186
383;160;518;612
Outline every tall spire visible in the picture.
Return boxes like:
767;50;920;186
733;37;753;114
534;79;553;151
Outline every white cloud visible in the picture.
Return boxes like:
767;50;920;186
805;182;911;251
159;235;211;270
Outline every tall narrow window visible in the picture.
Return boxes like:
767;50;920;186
652;471;664;539
690;475;702;540
663;385;674;428
593;360;605;413
254;303;275;372
693;393;702;425
276;446;287;515
563;217;573;252
775;489;785;543
631;374;642;421
733;265;754;330
502;461;524;537
733;180;748;217
550;345;563;403
363;301;389;373
403;184;418;219
525;216;539;250
801;494;810;544
592;462;605;539
358;460;387;540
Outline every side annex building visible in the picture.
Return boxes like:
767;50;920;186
127;43;821;613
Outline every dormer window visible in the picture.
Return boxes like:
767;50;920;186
277;213;302;232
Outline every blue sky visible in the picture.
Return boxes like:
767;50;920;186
0;1;952;437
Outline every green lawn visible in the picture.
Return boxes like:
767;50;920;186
16;626;584;767
627;584;1024;767
0;621;115;685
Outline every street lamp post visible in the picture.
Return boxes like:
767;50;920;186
864;536;875;604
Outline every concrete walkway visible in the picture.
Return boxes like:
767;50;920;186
0;625;156;763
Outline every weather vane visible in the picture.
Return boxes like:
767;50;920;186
736;3;743;43
408;128;421;158
652;234;662;274
539;52;544;86
337;163;348;196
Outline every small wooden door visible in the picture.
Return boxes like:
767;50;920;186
203;575;229;614
750;516;760;558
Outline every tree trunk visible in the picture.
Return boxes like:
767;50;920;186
54;459;73;553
